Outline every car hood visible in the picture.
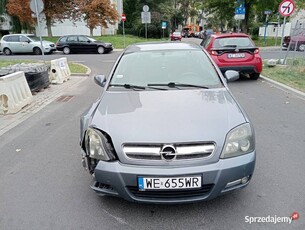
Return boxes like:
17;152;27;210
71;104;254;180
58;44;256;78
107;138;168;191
90;88;246;150
42;40;55;45
93;40;112;46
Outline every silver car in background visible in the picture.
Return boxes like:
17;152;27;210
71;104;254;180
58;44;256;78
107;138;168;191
0;34;56;55
80;42;256;204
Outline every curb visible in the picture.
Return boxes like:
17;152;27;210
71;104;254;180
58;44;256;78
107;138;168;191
260;75;305;98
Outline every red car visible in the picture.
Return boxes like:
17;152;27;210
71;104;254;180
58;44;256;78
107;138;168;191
170;32;182;41
201;33;262;80
282;31;305;51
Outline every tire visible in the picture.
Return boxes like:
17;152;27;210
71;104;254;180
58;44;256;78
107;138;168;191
33;47;42;55
63;47;70;54
97;46;105;54
3;48;12;55
297;43;305;52
250;73;260;80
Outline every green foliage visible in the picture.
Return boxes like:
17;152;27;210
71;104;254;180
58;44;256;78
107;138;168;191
263;60;305;93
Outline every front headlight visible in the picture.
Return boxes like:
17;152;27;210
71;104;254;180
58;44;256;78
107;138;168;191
85;128;117;161
220;123;255;159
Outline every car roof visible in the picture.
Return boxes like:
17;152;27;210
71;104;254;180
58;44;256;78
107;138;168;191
125;42;200;53
211;33;250;39
4;34;35;36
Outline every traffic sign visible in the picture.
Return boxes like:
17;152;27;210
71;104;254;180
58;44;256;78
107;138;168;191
30;0;44;14
121;14;126;22
161;21;167;29
264;10;272;15
141;12;151;24
235;7;245;15
234;14;245;20
143;5;149;12
279;0;295;17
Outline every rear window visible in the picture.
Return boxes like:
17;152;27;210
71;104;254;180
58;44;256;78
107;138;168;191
59;37;67;42
173;32;181;36
4;35;19;42
67;36;78;42
213;37;254;48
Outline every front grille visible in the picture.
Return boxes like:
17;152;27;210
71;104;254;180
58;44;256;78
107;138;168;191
127;184;214;199
123;143;215;161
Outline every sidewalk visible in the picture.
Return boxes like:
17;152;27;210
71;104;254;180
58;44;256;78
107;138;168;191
0;75;88;136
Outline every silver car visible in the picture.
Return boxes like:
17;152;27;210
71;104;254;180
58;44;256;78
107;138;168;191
80;42;256;203
0;34;56;55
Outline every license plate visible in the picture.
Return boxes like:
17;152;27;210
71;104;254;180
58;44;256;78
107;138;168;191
227;53;245;58
138;176;202;190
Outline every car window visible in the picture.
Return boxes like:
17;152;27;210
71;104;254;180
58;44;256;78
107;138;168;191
67;36;78;42
173;32;181;36
59;36;67;42
27;35;40;42
110;50;222;88
213;37;254;48
6;35;20;42
20;36;30;43
79;36;89;42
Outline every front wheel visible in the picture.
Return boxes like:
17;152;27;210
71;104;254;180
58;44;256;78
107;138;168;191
297;43;305;52
33;47;42;55
97;46;105;54
249;73;260;80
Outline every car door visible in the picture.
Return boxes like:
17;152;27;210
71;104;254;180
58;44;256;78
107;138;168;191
19;35;33;53
66;36;78;52
78;36;96;53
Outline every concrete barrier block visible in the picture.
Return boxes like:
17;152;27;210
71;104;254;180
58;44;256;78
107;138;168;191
49;58;71;84
50;59;66;84
267;59;277;67
59;57;71;80
0;71;33;114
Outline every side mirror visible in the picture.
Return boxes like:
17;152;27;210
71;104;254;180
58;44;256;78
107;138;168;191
224;70;239;82
87;40;91;43
94;75;106;87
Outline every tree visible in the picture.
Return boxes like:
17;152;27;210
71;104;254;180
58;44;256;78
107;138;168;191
6;0;74;37
75;0;118;36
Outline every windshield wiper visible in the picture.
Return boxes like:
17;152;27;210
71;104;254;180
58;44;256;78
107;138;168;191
148;82;209;89
109;84;146;90
109;84;168;91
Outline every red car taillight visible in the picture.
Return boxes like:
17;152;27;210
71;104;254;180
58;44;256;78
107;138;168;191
210;50;218;55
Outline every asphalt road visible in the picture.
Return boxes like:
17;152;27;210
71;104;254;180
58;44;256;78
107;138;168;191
0;47;304;229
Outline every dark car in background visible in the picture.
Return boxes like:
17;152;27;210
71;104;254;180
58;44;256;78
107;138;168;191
56;35;113;54
282;31;305;51
201;33;262;80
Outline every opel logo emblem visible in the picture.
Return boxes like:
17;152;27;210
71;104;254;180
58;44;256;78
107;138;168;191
160;145;176;160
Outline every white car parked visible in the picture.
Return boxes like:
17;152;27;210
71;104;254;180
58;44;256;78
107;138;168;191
0;34;56;55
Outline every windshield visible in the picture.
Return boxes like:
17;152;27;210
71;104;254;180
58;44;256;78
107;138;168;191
213;37;255;48
110;50;222;88
27;36;40;42
88;37;96;42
